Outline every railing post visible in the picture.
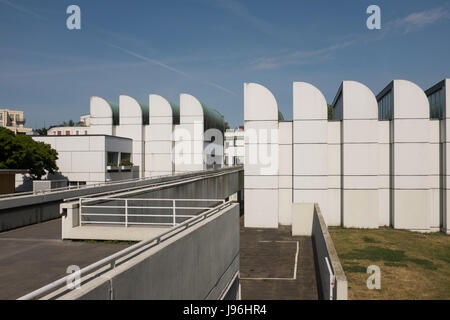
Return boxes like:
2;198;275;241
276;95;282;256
125;199;128;227
79;198;82;226
172;199;176;226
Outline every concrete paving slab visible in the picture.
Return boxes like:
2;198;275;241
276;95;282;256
240;216;319;300
0;218;131;300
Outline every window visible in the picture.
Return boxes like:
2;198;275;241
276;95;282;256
428;88;444;119
0;113;2;120
66;131;71;135
57;131;62;135
378;90;393;120
76;130;79;135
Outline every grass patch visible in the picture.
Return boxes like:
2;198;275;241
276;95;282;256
384;262;408;268
344;265;367;273
363;236;377;243
329;227;450;300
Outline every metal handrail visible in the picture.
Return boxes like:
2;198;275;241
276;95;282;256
1;166;243;200
325;257;335;300
18;200;234;300
79;197;225;227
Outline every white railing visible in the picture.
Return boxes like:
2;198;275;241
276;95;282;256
79;197;226;227
325;256;335;300
18;200;234;300
0;166;243;200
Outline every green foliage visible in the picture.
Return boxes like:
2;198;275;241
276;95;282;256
0;127;58;179
363;236;377;243
119;158;133;166
35;127;48;136
328;104;333;120
224;121;230;130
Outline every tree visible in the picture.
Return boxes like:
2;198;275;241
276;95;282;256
0;127;59;179
224;121;230;130
35;127;48;136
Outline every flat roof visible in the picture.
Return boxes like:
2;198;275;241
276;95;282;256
32;134;132;141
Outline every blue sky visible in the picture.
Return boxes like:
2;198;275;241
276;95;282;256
1;0;449;129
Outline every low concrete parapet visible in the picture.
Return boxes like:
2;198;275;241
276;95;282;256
292;202;347;300
38;202;240;300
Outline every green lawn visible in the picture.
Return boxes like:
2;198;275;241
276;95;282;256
329;227;450;300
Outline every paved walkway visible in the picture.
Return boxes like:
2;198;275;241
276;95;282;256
0;219;131;299
240;217;319;300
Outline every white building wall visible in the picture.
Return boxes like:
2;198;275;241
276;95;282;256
378;121;390;226
244;83;279;228
340;81;379;229
146;94;174;177
293;82;328;223
89;97;114;135
430;120;440;232
174;94;204;173
392;80;430;232
32;136;132;185
443;79;450;234
116;95;145;177
278;121;292;225
327;121;341;226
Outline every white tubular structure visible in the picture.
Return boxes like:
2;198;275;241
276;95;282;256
332;81;379;228
390;80;430;231
244;83;279;228
293;82;328;225
174;94;205;173
116;95;145;178
89;96;115;135
146;94;174;177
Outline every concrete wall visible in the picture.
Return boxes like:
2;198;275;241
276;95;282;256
0;166;242;232
61;168;243;240
291;202;347;300
49;203;240;300
244;83;279;228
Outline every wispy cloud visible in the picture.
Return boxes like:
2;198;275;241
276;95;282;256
209;0;279;37
0;62;147;78
0;0;45;20
250;40;356;70
106;42;236;96
384;6;450;35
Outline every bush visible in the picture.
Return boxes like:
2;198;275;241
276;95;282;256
0;127;58;179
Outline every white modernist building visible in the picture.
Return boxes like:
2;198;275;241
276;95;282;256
244;79;450;234
32;135;135;185
29;92;225;187
224;128;244;166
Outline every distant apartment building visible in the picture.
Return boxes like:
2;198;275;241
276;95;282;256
224;127;244;166
47;115;91;136
0;108;33;135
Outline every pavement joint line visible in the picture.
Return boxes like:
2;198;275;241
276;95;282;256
241;240;299;281
0;238;62;243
